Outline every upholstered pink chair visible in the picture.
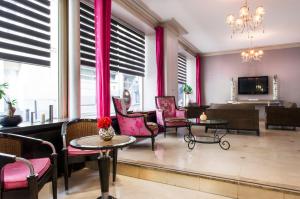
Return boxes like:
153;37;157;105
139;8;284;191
155;96;189;137
0;133;57;199
112;97;159;151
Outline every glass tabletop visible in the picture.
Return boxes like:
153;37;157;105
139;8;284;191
70;135;136;150
188;119;228;126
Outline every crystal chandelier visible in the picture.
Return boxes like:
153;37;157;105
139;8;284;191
241;48;264;62
241;36;263;63
226;0;265;38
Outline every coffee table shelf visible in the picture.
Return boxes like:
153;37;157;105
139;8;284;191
185;119;230;150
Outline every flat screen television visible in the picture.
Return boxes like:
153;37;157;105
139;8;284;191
238;76;269;95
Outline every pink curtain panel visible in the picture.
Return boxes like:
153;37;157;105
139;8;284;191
155;26;165;97
94;0;112;117
196;54;202;105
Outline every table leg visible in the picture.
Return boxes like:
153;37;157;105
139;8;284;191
97;152;116;199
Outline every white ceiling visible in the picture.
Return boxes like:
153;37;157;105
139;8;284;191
140;0;300;53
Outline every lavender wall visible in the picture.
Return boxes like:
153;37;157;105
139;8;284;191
202;47;300;105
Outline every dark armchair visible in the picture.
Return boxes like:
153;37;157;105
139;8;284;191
0;132;57;199
61;119;118;191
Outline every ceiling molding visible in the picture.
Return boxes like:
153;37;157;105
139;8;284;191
178;37;201;56
113;0;202;56
160;18;188;36
112;0;161;28
202;42;300;57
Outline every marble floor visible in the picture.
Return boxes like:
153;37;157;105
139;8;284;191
118;123;300;191
39;169;231;199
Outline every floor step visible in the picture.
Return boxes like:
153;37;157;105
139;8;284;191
117;160;300;199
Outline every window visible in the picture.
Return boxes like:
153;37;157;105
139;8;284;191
79;2;145;116
178;54;187;106
110;71;142;114
80;2;96;116
80;66;96;117
0;0;59;120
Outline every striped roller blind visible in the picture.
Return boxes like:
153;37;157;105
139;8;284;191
80;2;95;68
79;2;145;77
110;19;145;77
0;0;51;66
178;54;187;84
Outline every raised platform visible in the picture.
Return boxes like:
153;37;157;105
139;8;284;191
117;123;300;199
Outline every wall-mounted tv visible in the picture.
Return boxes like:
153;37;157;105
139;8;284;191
238;76;269;95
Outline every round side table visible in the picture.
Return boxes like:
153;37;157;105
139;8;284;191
70;135;136;199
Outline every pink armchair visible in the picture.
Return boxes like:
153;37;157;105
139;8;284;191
0;133;57;199
112;97;159;151
155;96;189;137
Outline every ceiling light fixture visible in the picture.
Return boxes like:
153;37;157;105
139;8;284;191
241;37;263;62
226;0;265;38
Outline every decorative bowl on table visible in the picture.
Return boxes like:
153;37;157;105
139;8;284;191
0;115;22;127
99;126;115;141
97;117;115;141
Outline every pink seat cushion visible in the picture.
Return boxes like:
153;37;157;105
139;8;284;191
67;145;100;156
165;117;189;127
3;158;51;190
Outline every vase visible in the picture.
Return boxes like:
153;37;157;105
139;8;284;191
230;78;237;101
0;115;23;127
200;112;207;121
273;75;279;100
99;126;115;141
184;93;190;107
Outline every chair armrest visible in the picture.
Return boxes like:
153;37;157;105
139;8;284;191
156;109;165;126
129;113;145;117
176;109;187;118
0;133;56;155
0;152;16;168
117;114;154;136
0;153;35;176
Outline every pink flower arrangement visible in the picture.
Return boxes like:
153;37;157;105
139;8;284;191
97;117;112;129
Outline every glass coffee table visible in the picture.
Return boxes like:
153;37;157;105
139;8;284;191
185;119;230;150
70;135;136;199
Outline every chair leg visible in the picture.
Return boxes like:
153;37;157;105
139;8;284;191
63;153;69;191
175;127;178;134
205;127;208;133
28;175;38;199
68;165;72;178
52;155;58;199
164;127;167;138
112;148;118;182
52;173;58;199
151;137;155;151
257;130;260;136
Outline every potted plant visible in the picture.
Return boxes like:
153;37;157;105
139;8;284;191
97;117;115;141
183;84;193;107
0;83;22;127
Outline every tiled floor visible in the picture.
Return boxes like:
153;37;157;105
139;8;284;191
39;169;232;199
118;122;300;191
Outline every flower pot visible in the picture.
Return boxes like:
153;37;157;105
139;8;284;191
0;115;22;127
99;126;115;141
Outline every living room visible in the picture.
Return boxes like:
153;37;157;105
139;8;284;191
0;0;300;199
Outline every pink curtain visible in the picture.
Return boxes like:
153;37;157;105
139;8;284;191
155;26;165;96
196;54;202;105
94;0;112;117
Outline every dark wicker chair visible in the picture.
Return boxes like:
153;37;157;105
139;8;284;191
0;133;57;199
61;119;118;191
